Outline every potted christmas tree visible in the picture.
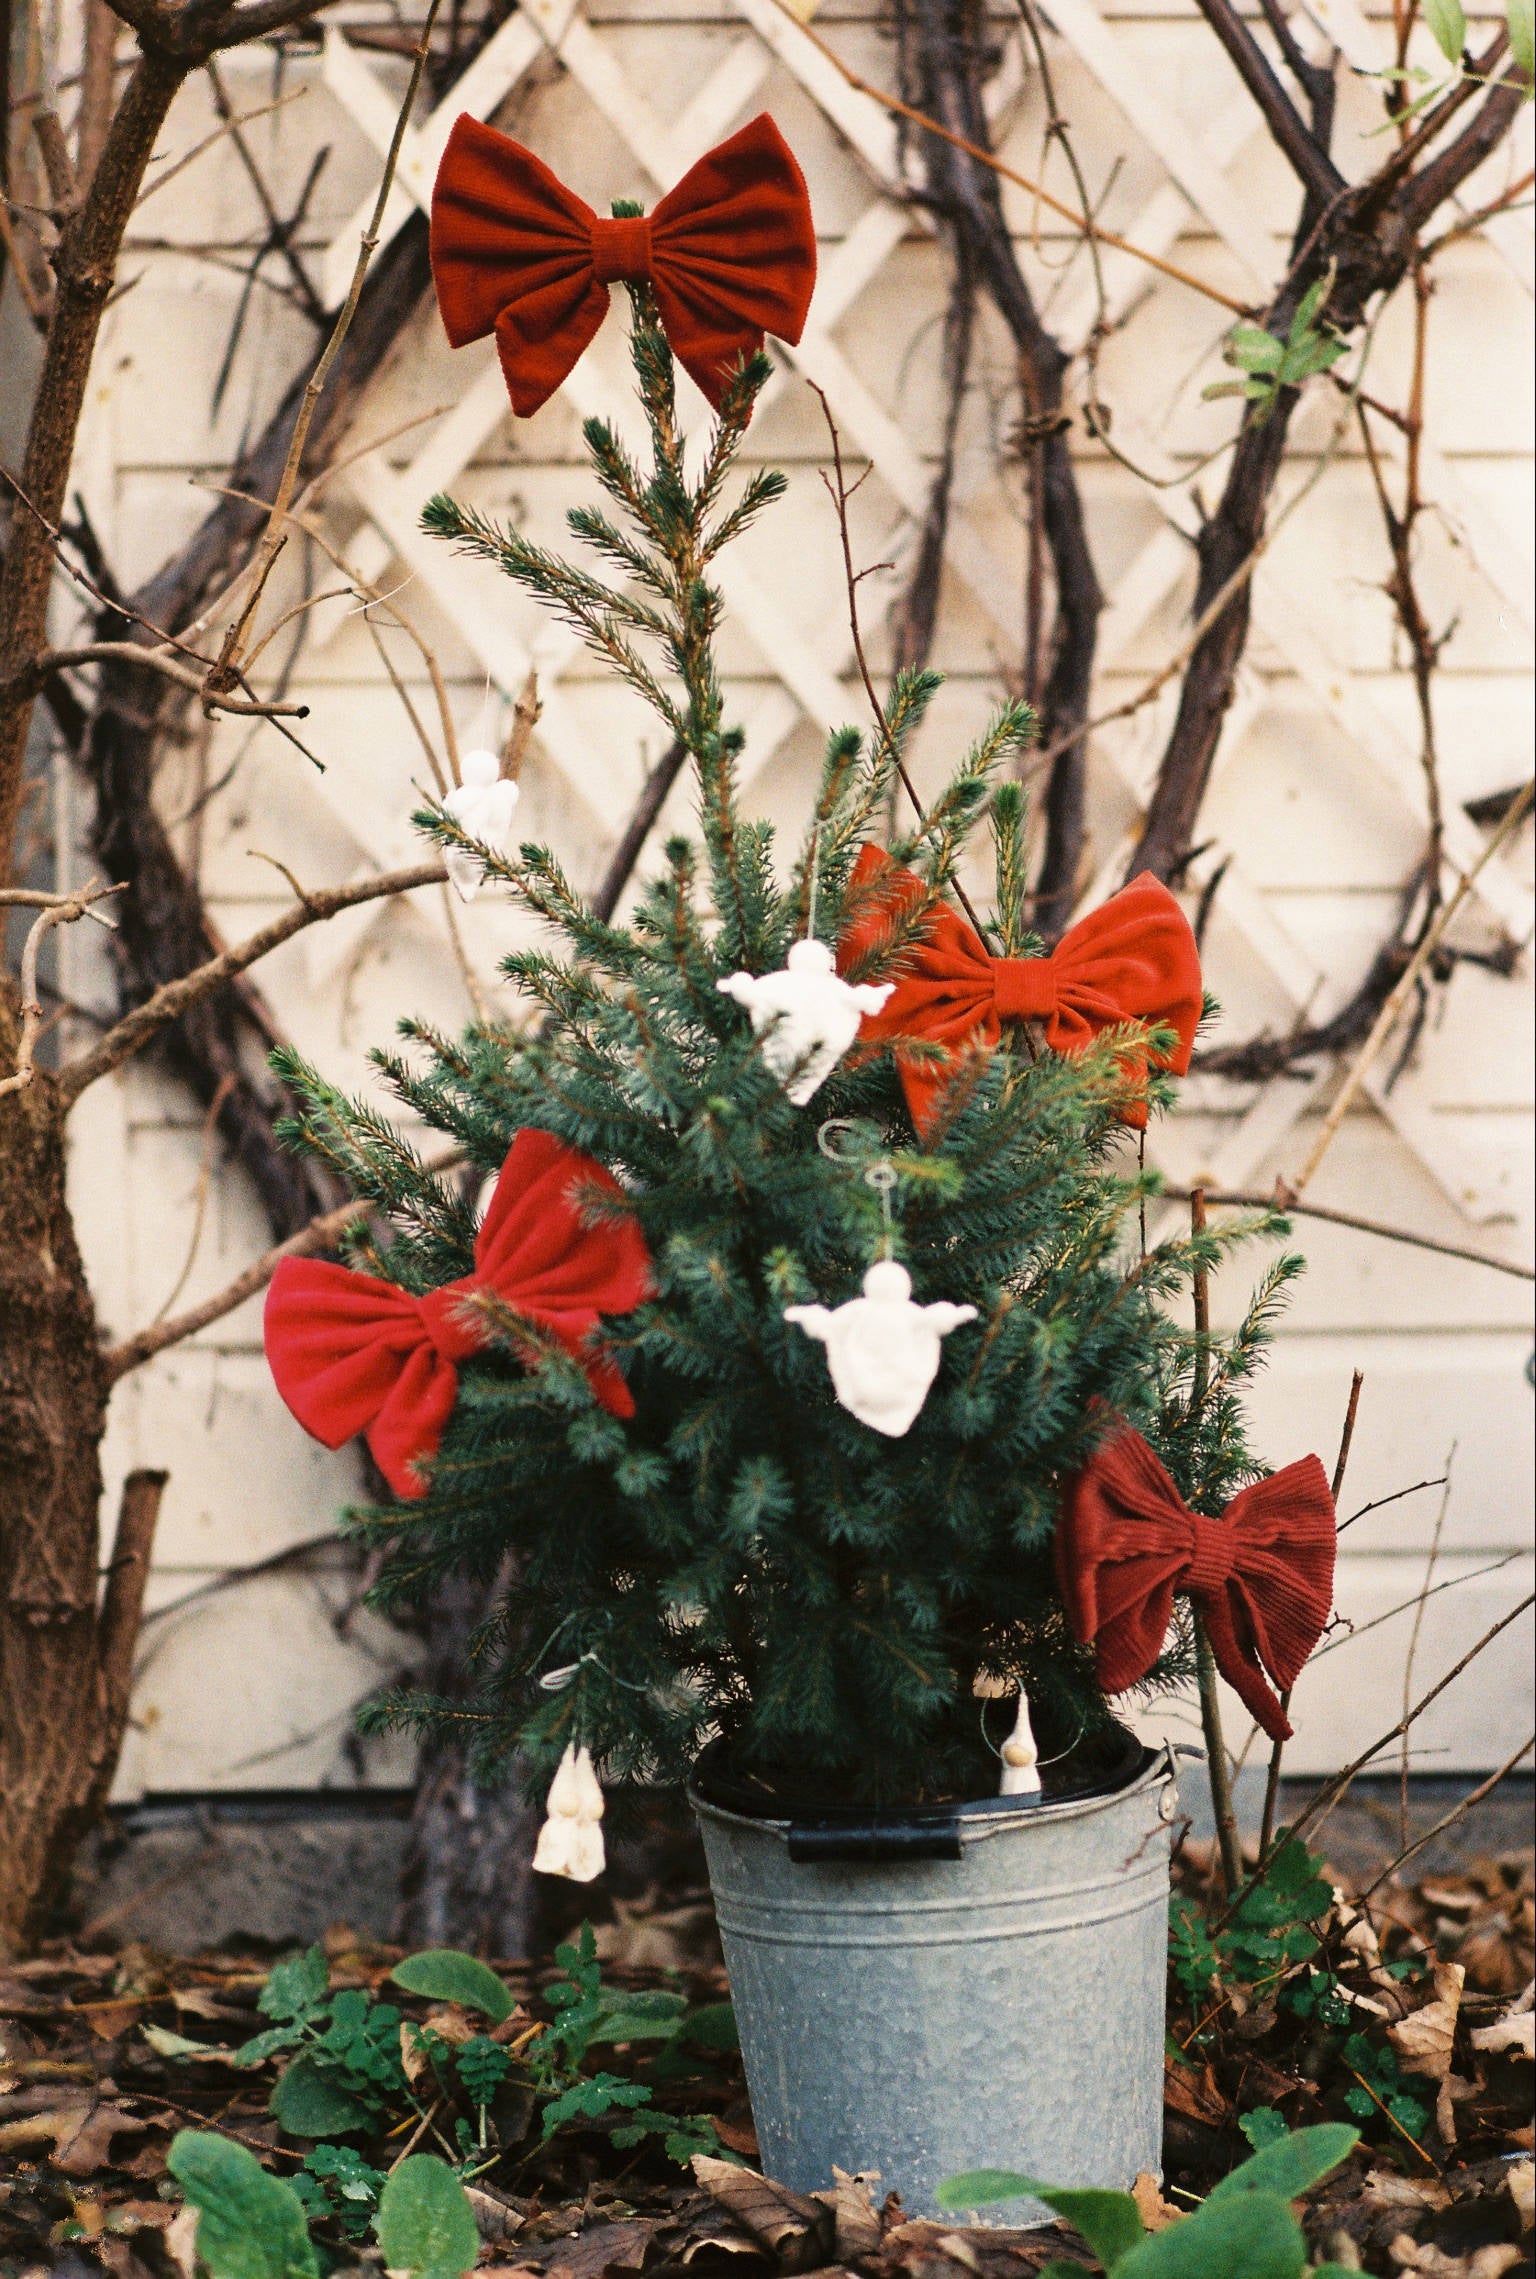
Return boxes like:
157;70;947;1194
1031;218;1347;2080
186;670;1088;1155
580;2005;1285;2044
262;115;1338;2210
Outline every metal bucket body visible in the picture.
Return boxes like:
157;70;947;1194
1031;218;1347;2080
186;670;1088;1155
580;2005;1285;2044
690;1747;1177;2217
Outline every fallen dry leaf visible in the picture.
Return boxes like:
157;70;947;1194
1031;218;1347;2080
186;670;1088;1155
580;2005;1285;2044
536;2218;654;2279
1390;1964;1465;2084
466;2185;525;2246
1130;2173;1180;2231
1387;2241;1521;2277
818;2166;883;2261
693;2156;835;2271
1471;1981;1534;2061
80;2001;145;2043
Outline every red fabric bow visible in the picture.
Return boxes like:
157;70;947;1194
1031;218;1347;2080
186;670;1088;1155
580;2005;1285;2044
263;1129;653;1500
1057;1421;1336;1742
430;111;817;416
835;845;1203;1135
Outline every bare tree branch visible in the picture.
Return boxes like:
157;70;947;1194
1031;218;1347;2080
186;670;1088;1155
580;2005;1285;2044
0;879;126;1098
58;860;446;1103
1192;0;1345;207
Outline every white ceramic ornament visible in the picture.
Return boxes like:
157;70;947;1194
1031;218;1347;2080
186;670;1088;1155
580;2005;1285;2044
717;939;893;1106
784;1259;976;1437
441;749;520;903
531;1742;605;1882
998;1687;1042;1796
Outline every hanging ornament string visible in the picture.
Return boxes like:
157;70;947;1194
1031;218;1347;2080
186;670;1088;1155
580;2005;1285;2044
718;855;892;1106
787;1136;976;1436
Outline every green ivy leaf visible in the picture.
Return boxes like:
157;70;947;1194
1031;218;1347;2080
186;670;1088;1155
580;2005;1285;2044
1424;0;1468;61
259;1948;330;2024
167;2130;319;2279
1238;2109;1289;2153
937;2174;1144;2267
1227;326;1287;374
1507;0;1534;71
1210;2124;1359;2205
391;1948;515;2023
270;2051;376;2138
375;2155;480;2279
229;2025;307;2070
1117;2192;1307;2278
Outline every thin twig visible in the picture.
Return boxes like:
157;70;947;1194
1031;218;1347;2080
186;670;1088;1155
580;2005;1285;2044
205;0;445;694
1259;1368;1363;1856
763;0;1251;316
1356;1734;1536;1901
1400;1456;1454;1851
1289;777;1534;1193
1161;1185;1533;1282
0;878;126;1096
58;860;446;1104
1211;1592;1536;1932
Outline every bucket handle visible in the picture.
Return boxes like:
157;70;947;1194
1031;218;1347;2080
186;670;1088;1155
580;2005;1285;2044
787;1818;964;1863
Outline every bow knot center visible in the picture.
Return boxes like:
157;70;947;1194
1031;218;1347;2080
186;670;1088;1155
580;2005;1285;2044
991;954;1058;1025
1184;1509;1237;1599
418;1279;488;1365
590;214;654;286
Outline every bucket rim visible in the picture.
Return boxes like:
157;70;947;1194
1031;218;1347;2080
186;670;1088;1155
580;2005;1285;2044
687;1730;1175;1847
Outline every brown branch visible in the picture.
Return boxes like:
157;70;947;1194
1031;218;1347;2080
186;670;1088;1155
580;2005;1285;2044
765;0;1251;315
1210;1591;1536;1932
58;859;446;1103
1289;778;1533;1194
592;740;689;923
83;1468;168;1822
1162;1187;1533;1281
0;878;125;1097
102;1141;469;1380
1355;1734;1536;1902
1192;0;1346;207
205;0;443;696
895;0;1101;939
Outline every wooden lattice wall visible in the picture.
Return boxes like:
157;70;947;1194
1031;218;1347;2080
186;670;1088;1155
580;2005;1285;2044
41;0;1533;1788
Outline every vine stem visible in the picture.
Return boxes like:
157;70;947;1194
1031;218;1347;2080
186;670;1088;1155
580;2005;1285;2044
1189;1187;1244;1899
1257;1366;1363;1858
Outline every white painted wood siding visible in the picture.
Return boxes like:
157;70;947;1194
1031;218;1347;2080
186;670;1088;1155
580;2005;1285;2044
42;0;1531;1790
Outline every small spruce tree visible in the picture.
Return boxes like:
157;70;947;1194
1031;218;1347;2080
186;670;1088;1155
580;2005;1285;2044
275;280;1298;1812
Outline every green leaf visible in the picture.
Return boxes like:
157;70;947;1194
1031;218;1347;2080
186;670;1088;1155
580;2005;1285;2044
260;1947;330;2024
391;1948;515;2023
1424;0;1467;60
230;2025;307;2069
1228;326;1286;374
937;2174;1144;2267
1210;2124;1359;2205
684;2001;739;2050
936;2170;1039;2210
167;2130;319;2279
270;2052;376;2138
1118;2193;1307;2278
1238;2110;1289;2153
590;1990;689;2043
1507;0;1533;71
375;2155;480;2279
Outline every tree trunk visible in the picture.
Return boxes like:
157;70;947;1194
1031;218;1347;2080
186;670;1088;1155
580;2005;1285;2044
393;1570;538;1957
0;974;111;1956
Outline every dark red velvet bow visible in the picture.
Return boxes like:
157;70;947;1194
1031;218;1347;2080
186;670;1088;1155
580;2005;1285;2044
429;111;817;416
263;1129;653;1500
1057;1421;1336;1742
834;844;1203;1135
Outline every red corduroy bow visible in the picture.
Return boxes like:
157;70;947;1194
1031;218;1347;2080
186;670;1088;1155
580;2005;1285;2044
429;112;817;416
835;844;1203;1135
263;1129;653;1500
1057;1421;1337;1742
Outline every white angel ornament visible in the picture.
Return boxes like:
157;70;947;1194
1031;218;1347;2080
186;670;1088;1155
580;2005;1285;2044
998;1687;1042;1796
717;939;893;1107
785;1259;976;1437
441;748;520;903
531;1742;605;1882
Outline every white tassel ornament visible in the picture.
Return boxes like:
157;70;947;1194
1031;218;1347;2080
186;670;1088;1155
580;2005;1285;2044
998;1687;1042;1796
717;940;893;1106
442;749;520;903
531;1743;605;1882
785;1260;976;1437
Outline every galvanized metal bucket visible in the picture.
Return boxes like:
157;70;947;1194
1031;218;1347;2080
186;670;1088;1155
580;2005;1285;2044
689;1740;1178;2217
